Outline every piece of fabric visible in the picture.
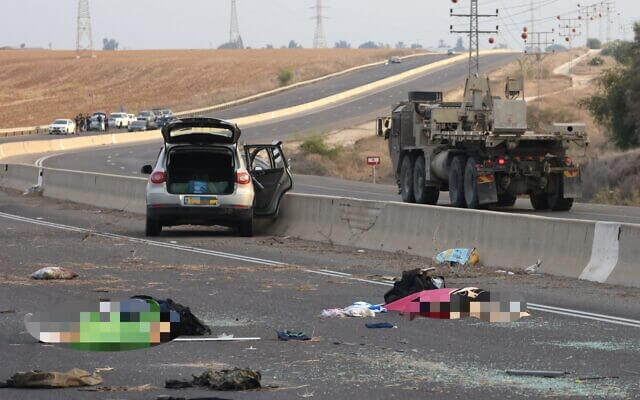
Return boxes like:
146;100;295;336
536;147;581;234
131;296;211;337
277;330;310;341
4;368;102;388
30;267;78;280
383;269;446;304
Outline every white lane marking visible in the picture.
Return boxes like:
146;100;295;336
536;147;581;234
0;211;285;267
1;211;637;328
317;268;640;328
580;222;621;283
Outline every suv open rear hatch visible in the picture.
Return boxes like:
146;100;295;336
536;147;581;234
162;118;241;145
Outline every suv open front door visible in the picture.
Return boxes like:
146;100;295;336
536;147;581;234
244;143;293;217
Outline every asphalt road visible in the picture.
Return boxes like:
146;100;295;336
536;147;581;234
0;53;450;144
1;188;640;399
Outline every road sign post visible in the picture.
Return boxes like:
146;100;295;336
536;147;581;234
367;156;381;184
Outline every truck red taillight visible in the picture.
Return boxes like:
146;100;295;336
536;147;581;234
236;171;251;185
498;158;506;166
150;171;166;184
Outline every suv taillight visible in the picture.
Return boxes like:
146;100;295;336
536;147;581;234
150;171;166;184
236;171;251;185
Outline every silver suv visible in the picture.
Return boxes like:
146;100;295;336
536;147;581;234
141;118;293;237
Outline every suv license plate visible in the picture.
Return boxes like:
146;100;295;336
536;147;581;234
183;196;218;206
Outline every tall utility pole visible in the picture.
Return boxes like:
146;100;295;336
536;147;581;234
525;30;555;99
450;0;499;77
313;0;327;48
602;0;616;44
76;0;94;58
229;0;244;49
557;17;581;74
578;3;596;45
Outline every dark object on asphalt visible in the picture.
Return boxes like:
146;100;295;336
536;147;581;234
1;368;102;388
506;370;569;378
384;268;445;304
157;396;232;400
277;330;311;341
131;295;212;337
165;379;194;389
365;322;395;329
192;368;261;391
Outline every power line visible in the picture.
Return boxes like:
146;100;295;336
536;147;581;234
229;0;244;49
313;0;327;48
76;0;94;58
450;1;499;77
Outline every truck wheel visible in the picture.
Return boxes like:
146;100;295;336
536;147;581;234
497;193;517;207
400;155;415;203
413;154;439;205
449;155;467;208
547;174;574;211
145;215;162;237
464;157;481;209
530;193;549;210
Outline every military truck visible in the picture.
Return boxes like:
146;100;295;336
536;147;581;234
377;76;588;211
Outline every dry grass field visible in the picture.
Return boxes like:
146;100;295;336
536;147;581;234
0;48;415;128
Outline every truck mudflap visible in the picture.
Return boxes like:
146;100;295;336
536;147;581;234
477;172;498;205
563;168;583;199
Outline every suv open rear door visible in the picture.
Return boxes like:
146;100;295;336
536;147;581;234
244;142;293;217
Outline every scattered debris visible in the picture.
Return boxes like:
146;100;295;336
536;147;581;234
577;376;619;381
79;383;154;392
0;309;16;314
30;266;78;280
277;330;311;341
435;248;479;266
365;322;396;329
525;259;543;274
321;302;386;318
386;287;530;322
384;269;445;304
506;370;568;378
157;396;232;400
357;249;366;254
174;337;260;342
166;368;261;391
495;270;515;275
1;368;102;388
23;185;43;196
217;333;234;339
131;295;211;336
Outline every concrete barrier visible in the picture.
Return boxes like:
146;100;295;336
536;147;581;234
0;164;40;191
1;165;638;288
42;168;146;214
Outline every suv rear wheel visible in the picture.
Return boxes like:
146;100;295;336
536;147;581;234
145;215;162;237
239;216;253;237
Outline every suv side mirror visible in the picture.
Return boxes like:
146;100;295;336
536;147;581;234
141;165;153;174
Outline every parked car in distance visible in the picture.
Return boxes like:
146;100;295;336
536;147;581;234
128;118;149;132
137;111;158;129
89;112;107;131
447;49;455;55
156;110;175;128
48;119;76;135
128;114;137;125
108;113;130;129
141;118;293;237
389;56;402;64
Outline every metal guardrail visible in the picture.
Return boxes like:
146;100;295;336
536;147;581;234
0;52;438;137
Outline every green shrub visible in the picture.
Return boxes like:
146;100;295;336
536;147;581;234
299;136;342;160
586;38;602;50
278;68;294;86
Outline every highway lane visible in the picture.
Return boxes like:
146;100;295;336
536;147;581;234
0;53;449;144
1;188;640;399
